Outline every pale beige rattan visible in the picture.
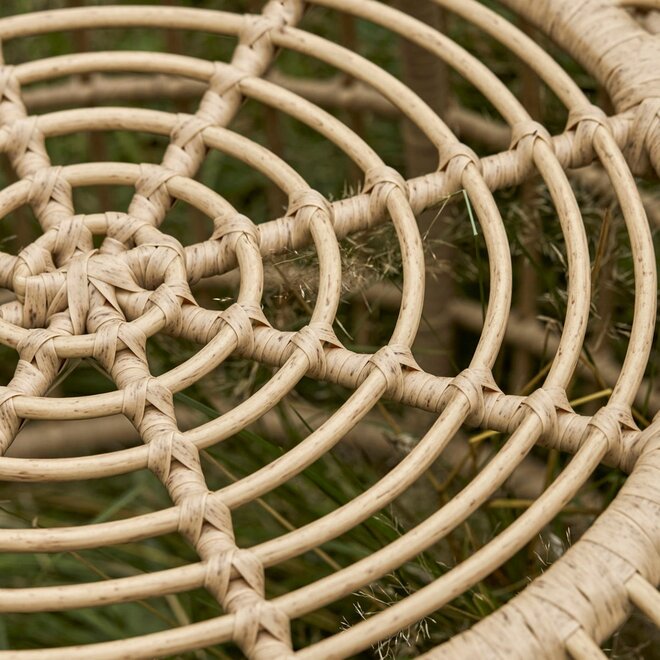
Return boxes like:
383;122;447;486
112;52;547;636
0;0;657;658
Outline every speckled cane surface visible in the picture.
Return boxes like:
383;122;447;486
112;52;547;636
0;1;657;658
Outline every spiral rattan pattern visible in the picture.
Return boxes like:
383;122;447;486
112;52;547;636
0;0;657;658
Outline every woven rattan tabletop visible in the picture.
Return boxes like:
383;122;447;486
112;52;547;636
0;0;657;657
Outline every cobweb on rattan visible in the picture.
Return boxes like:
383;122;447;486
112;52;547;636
0;0;657;658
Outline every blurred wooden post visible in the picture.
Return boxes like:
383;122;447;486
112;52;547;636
339;12;373;347
511;18;542;392
394;0;453;375
340;12;366;184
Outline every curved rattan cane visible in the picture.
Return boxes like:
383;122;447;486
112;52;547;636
0;0;657;658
